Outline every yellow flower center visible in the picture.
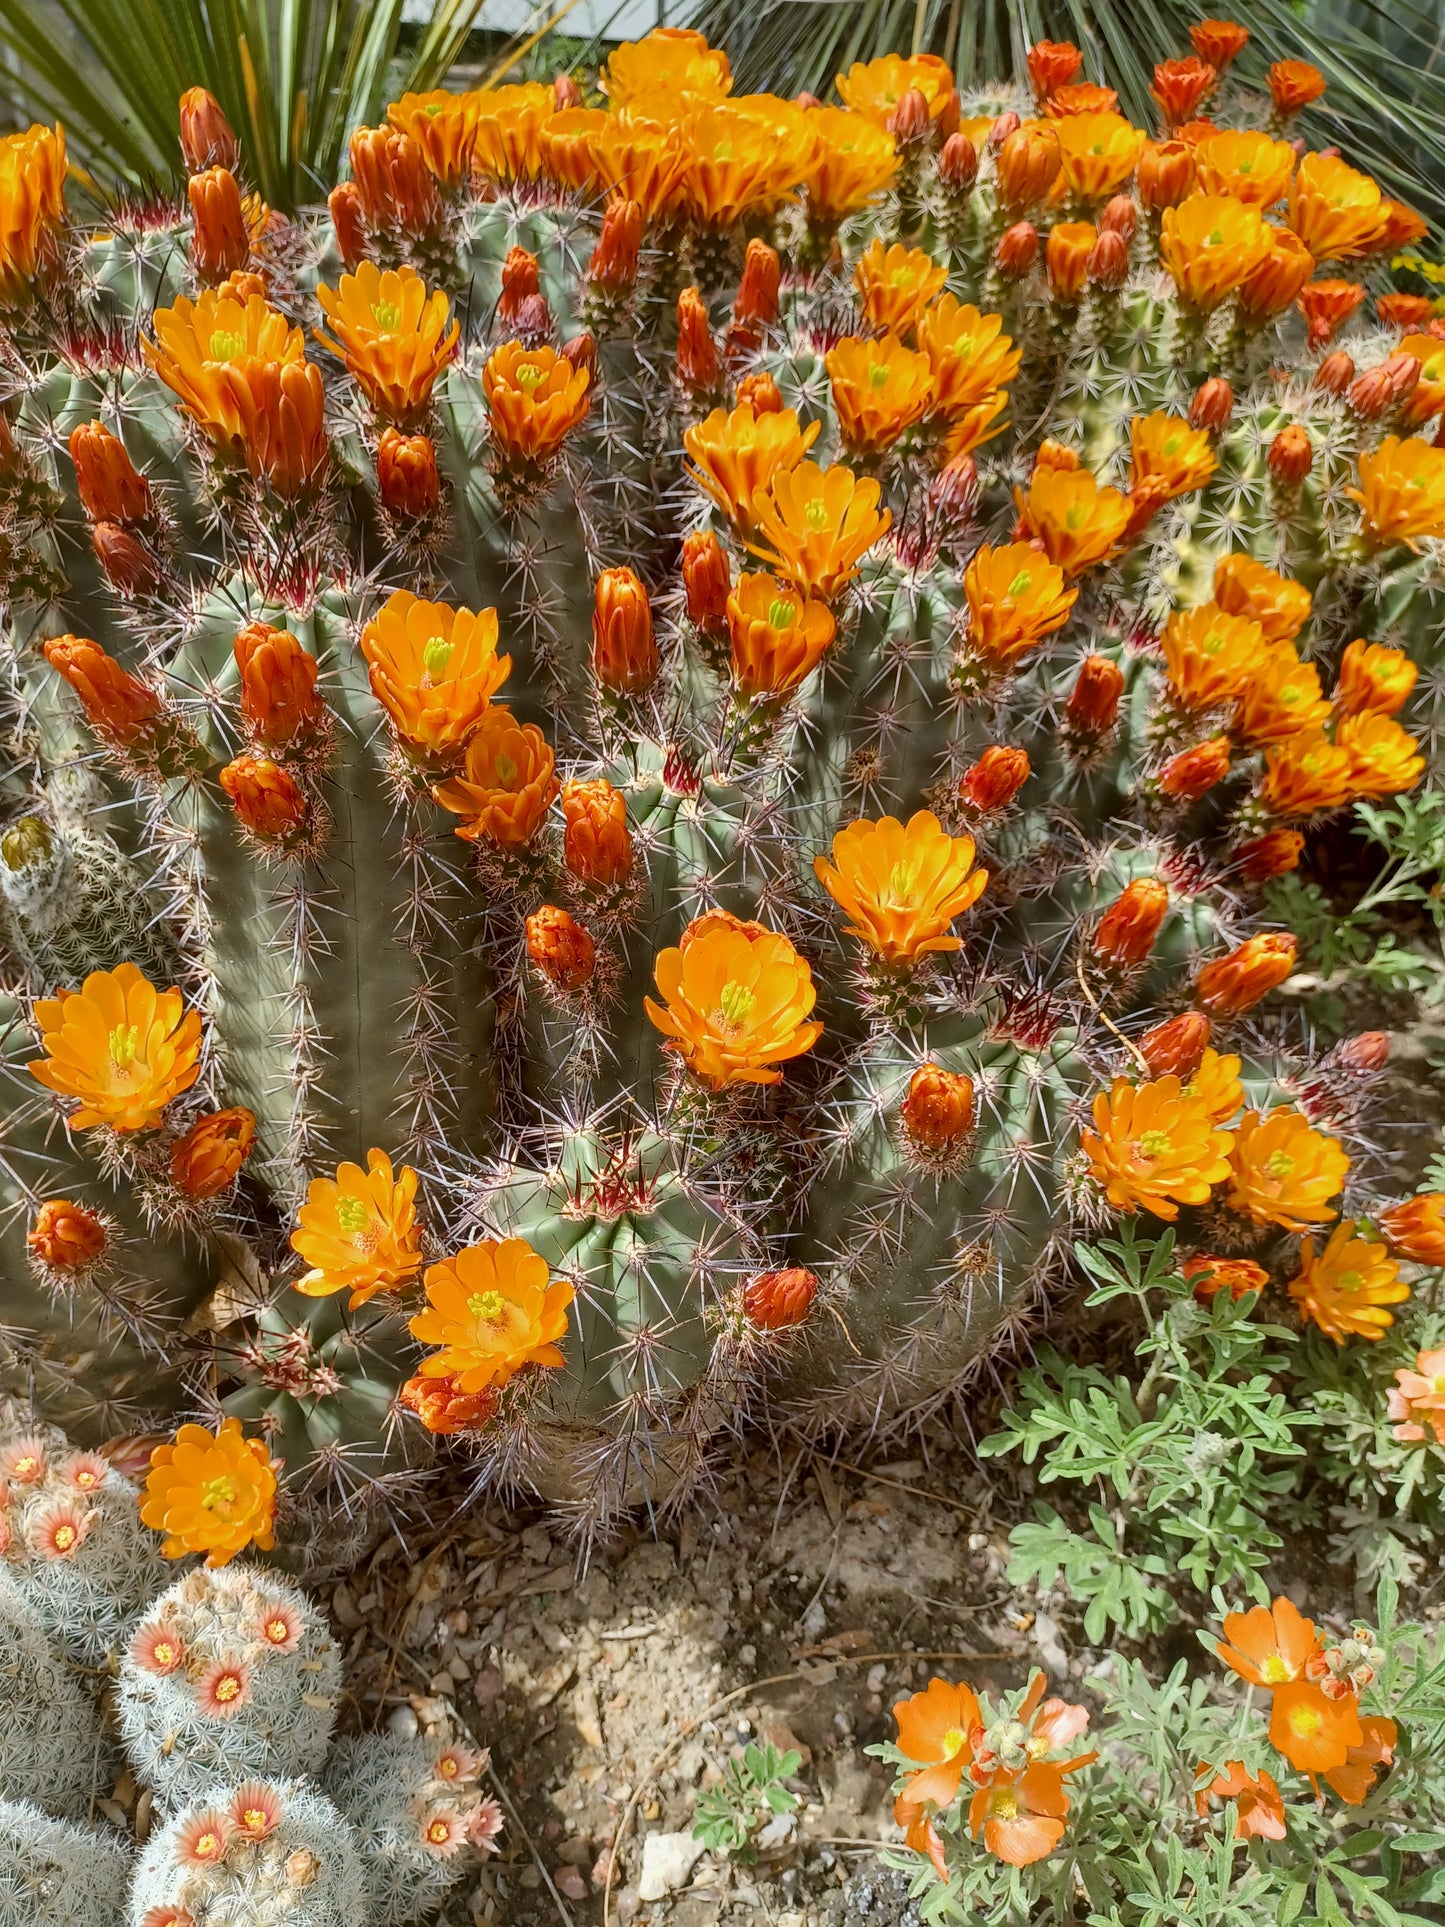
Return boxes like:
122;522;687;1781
199;1474;239;1513
428;1819;451;1843
1007;569;1032;596
716;980;756;1027
1336;1268;1362;1293
805;499;830;530
1136;1128;1173;1160
52;1523;76;1551
264;1617;290;1644
1264;1151;1296;1180
468;1289;506;1321
371;299;401;329
888;857;920;904
1065;504;1085;531
494;754;519;788
868;361;891;390
514;361;544;393
941;1726;966;1758
214;1672;242;1703
1260;1654;1292;1684
422;636;455;681
714;139;734;161
1207;228;1223;247
209;330;246;361
1287;1700;1323;1736
241;1807;268;1832
425;103;443;117
335;1196;369;1236
155;1639;176;1666
989;1786;1020;1819
108;1022;140;1069
768;597;797;630
197;1830;222;1857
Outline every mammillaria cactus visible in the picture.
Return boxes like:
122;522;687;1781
0;1799;131;1926
0;1571;106;1820
1;22;1443;1534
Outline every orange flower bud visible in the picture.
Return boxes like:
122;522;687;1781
988;111;1021;149
1152;57;1216;128
1379;1194;1445;1266
736;370;783;414
1196;932;1297;1014
526;903;596;992
561;330;597;380
996;123;1062;207
400;1372;498;1434
498;246;540;328
901;1063;976;1149
44;634;162;746
1337;1030;1389;1071
1099;194;1137;240
1047;221;1096;300
329;182;369;270
1236;229;1315;320
69;422;153;525
1377;293;1433;331
91;522;160;597
1185;1252;1268;1303
1190;376;1234;431
188;167;250;284
1066;653;1125;733
939;133;978;189
1027;39;1083;100
1349;351;1422;420
219;753;310;845
743;1267;818;1330
1088;227;1129;288
179;87;240;174
958;744;1030;812
682;528;731;631
1139;1009;1211;1079
1093;876;1168;965
592;566;658;693
233;621;326;751
554;72;583;110
1297;278;1366;348
561;776;632;886
677;287;720;393
1268;425;1313;483
376;426;441;518
994;221;1039;274
1137;137;1195;209
1159;734;1232;798
888;88;931;146
1314;350;1355;395
1269;60;1326;116
348;126;441;237
169;1106;257;1199
1234;828;1305;880
734;240;781;328
27;1199;108;1273
589;198;642;292
1190;19;1249;69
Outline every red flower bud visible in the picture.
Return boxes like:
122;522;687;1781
1139;1009;1211;1079
676;287;721;393
682;529;731;631
553;72;583;110
938;133;978;190
1093;876;1168;966
179;87;240;174
591;567;658;693
561;776;632;886
400;1372;498;1434
901;1064;976;1149
1189;376;1233;431
1348;351;1422;420
44;634;162;746
219;753;310;845
560;330;597;381
958;744;1030;812
69;423;151;529
988;111;1021;150
1267;424;1313;483
169;1106;256;1199
1027;39;1083;100
234;620;326;752
1313;350;1355;395
27;1199;108;1274
377;426;441;519
1066;654;1125;734
1336;1030;1389;1071
743;1267;818;1330
498;246;540;329
887;87;931;146
993;221;1039;275
589;198;643;293
1159;734;1232;798
526;903;596;992
1087;228;1129;288
329;182;369;270
91;522;160;597
734;239;781;328
1196;932;1297;1015
188;167;249;284
1235;828;1304;880
1099;194;1137;241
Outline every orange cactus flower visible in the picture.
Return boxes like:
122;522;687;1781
1227;1108;1349;1232
592;566;659;694
995;123;1063;208
1185;1253;1268;1303
377;427;441;519
901;1064;975;1150
188;166;249;283
826;333;934;451
360;590;510;762
854;239;948;337
399;1371;498;1436
1047;83;1120;119
1234;645;1330;746
430;705;558;846
314;263;458;423
0;124;67;300
1258;730;1355;818
1093;877;1169;968
1321;1716;1397;1805
1128;410;1216;517
1288;1219;1409;1343
1193;129;1294;206
1160;603;1267;710
26;1199;108;1274
1268;424;1314;485
1270;1679;1362;1775
1082;1076;1232;1219
1066;654;1125;735
727;572;836;697
591;115;691;225
1046;221;1096;301
743;1267;819;1330
645;910;822;1088
1351;434;1445;548
140;1418;277;1567
1399;331;1445;426
1012;465;1131;576
43;634;164;749
28;962;203;1133
1269;59;1327;116
733;239;782;331
893;1676;982;1809
915;296;1020;419
69;421;153;525
1194;1762;1286;1840
1336;711;1424;798
814;811;988;967
587;195;642;292
1289;152;1385;261
1236;827;1306;880
1212;553;1311;644
959;744;1031;812
562;777;632;887
1387;1348;1445;1446
1379;1193;1445;1265
1236;228;1315;320
219;754;309;846
169;1107;257;1201
385;89;481;187
1217;1595;1320;1686
482;341;590;465
1054;111;1146;199
677;103;800;227
1159;194;1273;308
291;1146;423;1307
1196;932;1296;1014
747;460;892;600
470;83;556;186
1138;138;1196;209
233;621;327;753
527;904;596;993
146;288;308;435
1152;57;1216;128
962;541;1078;671
1027;40;1083;99
1158;735;1231;799
1139;1010;1211;1080
835;53;955;129
601;26;732;109
676;285;721;392
805;107;900;224
683;402;819;531
544;109;607;195
409;1237;574;1393
1192;20;1250;68
682;528;731;630
1296;277;1366;345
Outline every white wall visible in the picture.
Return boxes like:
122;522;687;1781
404;0;696;48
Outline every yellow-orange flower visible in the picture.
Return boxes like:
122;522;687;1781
1236;227;1315;320
683;402;819;530
854;240;948;337
1159;194;1273;308
1289;153;1385;261
826;334;934;451
1193;129;1294;206
140;1418;277;1567
314;264;458;423
1288;1220;1409;1343
386;90;481;186
0;124;66;301
540;107;607;192
146;289;323;481
1082;1076;1232;1220
963;540;1077;668
29;962;203;1133
291;1147;423;1307
591;115;691;224
430;704;558;845
805;108;899;224
1234;644;1330;745
747;460;892;599
1212;553;1311;644
409;1238;575;1392
1012;466;1131;575
1227;1108;1349;1232
835;54;955;128
482;342;590;465
360;591;509;761
1258;730;1354;817
1388;1347;1445;1445
601;27;732;109
727;572;836;696
1054;112;1146;199
1399;331;1445;426
645;910;822;1087
681;102;812;226
1381;1194;1445;1265
1182;1047;1244;1124
471;83;555;185
1128;411;1216;509
1350;435;1445;548
1269;59;1326;116
1160;602;1267;710
916;296;1021;418
1335;711;1424;797
814;812;988;966
1216;1594;1319;1688
1334;638;1416;717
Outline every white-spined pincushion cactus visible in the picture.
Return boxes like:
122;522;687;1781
0;1570;106;1821
322;1728;503;1924
0;1799;131;1926
116;1564;340;1810
126;1780;365;1927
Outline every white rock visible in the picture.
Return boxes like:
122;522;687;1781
637;1830;705;1900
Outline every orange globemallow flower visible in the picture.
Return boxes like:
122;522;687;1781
28;962;203;1133
1289;153;1385;261
1160;603;1267;711
314;264;458;423
645;911;822;1088
1322;1716;1398;1805
1227;1108;1349;1232
1093;877;1168;967
431;706;558;846
43;635;163;749
1234;646;1330;746
219;754;309;845
727;572;836;697
360;591;509;762
0;124;67;300
1082;1076;1231;1220
1336;711;1424;799
1159;194;1273;308
1185;1253;1269;1303
683;402;819;531
291;1147;423;1307
1351;435;1445;548
27;1198;108;1274
1259;730;1354;818
592;566;658;694
854;239;947;337
1288;1220;1409;1343
1195;1762;1287;1841
69;422;153;525
1379;1193;1445;1265
1388;1348;1445;1446
1194;129;1294;206
1212;553;1311;644
1196;932;1296;1014
805;108;900;225
894;1676;982;1809
1269;60;1326;116
140;1418;277;1567
747;461;892;600
234;621;327;753
915;297;1020;419
826;334;934;451
482;341;590;465
835;53;955;129
965;1674;1094;1870
1216;1594;1318;1688
1237;229;1316;320
1054;112;1146;200
169;1107;256;1201
1013;466;1131;575
814;812;988;967
527;904;596;993
562;777;632;887
409;1238;575;1393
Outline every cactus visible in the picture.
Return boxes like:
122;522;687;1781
0;1572;107;1821
116;1564;340;1811
0;1800;131;1926
0;35;1441;1538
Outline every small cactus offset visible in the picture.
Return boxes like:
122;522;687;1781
0;1800;132;1927
0;1571;106;1821
1;25;1444;1536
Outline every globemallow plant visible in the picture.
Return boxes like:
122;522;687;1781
2;20;1444;1540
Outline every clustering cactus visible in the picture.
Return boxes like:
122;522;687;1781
0;1800;132;1926
0;1571;106;1820
2;24;1444;1535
